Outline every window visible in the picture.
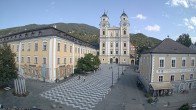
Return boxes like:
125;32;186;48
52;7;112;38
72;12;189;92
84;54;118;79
116;43;118;47
159;59;164;68
21;56;24;62
70;57;72;63
171;75;175;81
64;44;67;52
124;42;126;47
124;51;126;54
182;58;186;67
21;43;24;51
110;51;113;54
116;51;118;54
110;42;113;47
34;56;38;64
75;47;77;53
64;57;66;64
103;30;105;35
57;58;60;64
191;59;195;67
57;42;60;51
16;57;19;62
27;42;31;51
70;46;72;53
43;42;47;51
102;43;105;47
171;59;176;67
159;76;163;82
190;74;193;80
181;74;185;81
27;56;30;63
11;45;14;51
78;48;80;53
43;57;46;64
103;18;105;21
123;18;125;20
17;45;19;52
35;42;38;51
102;51;105;54
124;30;126;35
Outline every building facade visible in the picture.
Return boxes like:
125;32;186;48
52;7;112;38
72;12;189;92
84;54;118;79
99;11;134;64
0;27;97;82
139;38;196;96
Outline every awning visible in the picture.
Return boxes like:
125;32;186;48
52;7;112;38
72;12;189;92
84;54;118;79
150;82;173;90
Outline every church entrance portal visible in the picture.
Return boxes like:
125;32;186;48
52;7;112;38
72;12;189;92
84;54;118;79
110;58;113;64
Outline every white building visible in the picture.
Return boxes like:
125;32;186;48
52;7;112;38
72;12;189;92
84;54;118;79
99;11;134;64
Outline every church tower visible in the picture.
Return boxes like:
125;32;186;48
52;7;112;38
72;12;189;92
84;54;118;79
99;11;131;64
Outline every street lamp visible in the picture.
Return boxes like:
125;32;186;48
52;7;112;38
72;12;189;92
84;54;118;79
118;64;120;80
122;65;124;75
111;66;114;87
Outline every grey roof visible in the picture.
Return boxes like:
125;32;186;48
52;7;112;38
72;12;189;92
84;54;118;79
121;11;127;17
189;44;196;50
102;12;108;17
144;38;196;54
0;26;97;49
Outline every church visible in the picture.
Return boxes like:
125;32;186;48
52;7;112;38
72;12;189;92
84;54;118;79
99;11;135;64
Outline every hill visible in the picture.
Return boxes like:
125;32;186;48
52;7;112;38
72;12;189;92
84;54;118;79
0;23;161;49
130;33;161;48
0;23;100;45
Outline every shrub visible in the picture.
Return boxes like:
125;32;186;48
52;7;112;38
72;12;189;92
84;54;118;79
144;93;151;98
147;97;153;104
179;103;190;110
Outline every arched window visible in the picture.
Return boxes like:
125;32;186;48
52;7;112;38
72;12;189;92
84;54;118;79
102;42;105;47
103;30;105;35
124;30;126;35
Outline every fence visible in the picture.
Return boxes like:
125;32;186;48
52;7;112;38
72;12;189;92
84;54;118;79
14;78;26;95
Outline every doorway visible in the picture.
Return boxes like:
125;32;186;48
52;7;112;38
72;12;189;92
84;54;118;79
110;58;113;64
115;58;118;64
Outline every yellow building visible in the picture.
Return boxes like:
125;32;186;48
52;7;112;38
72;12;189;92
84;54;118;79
0;26;97;82
139;38;196;96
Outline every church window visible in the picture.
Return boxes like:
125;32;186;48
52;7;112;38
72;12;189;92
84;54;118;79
103;30;105;35
124;30;126;35
123;18;125;20
102;42;105;47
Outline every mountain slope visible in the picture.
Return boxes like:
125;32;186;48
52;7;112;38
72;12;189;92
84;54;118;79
130;33;161;48
0;23;100;45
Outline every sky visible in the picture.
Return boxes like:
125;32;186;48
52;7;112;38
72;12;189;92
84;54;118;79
0;0;196;43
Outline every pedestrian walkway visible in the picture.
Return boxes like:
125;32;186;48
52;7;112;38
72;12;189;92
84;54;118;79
40;64;124;110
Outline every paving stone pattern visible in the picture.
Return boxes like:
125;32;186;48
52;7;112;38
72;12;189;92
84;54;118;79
41;64;123;110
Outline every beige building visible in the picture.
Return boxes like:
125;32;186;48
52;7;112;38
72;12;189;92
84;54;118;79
139;38;196;96
99;11;135;64
0;27;97;82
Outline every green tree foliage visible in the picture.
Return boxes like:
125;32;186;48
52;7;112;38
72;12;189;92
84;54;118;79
0;44;18;84
0;23;99;46
176;34;192;47
130;33;161;49
179;103;190;110
75;53;100;74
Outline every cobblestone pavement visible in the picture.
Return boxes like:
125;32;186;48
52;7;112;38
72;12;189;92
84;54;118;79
40;64;123;110
1;64;196;110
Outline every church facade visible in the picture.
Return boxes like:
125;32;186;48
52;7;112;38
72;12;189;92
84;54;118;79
99;11;135;64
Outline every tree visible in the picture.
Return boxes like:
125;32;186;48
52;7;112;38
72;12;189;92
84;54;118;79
176;34;192;47
75;53;100;74
0;43;18;85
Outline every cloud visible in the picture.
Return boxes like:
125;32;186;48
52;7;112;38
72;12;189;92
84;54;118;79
132;14;147;20
145;25;160;32
183;17;196;30
165;0;196;8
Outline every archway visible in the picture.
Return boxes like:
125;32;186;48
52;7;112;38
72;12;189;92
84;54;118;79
131;60;134;64
110;58;113;64
115;58;118;64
